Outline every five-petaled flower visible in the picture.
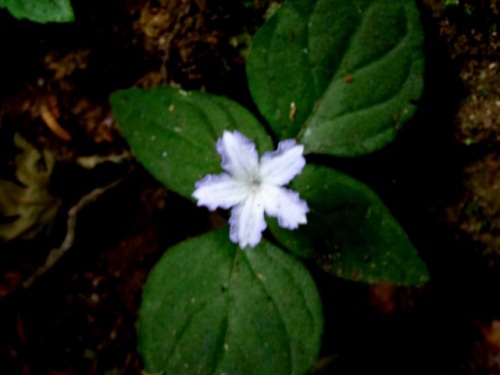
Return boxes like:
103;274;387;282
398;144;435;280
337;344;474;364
193;130;308;249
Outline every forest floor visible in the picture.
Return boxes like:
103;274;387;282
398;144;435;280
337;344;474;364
0;0;500;374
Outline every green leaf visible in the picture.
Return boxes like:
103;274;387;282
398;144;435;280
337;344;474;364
247;0;424;156
110;87;273;200
0;0;74;23
268;164;429;286
139;228;323;375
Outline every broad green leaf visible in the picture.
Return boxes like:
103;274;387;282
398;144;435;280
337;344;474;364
0;0;74;23
139;228;323;375
268;164;429;285
247;0;424;156
110;87;273;200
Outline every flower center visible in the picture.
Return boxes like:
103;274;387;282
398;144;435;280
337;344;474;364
250;176;261;186
247;176;262;195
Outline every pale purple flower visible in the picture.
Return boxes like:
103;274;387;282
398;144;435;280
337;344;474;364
193;130;308;249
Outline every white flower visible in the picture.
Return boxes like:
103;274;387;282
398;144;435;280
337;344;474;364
193;130;308;249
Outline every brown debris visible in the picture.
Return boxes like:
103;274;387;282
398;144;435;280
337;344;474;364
39;101;71;142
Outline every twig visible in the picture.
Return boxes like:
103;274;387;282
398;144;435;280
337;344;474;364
22;175;127;289
39;101;72;142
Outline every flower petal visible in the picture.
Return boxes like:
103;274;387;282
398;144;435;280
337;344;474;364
229;193;266;248
261;185;308;229
259;140;305;186
216;130;259;179
193;173;249;211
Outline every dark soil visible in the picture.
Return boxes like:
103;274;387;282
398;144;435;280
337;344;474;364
1;0;500;374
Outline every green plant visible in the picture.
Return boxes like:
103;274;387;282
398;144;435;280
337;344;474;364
0;0;74;23
111;0;428;373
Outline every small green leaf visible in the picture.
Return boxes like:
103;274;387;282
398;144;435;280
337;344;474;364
0;0;74;23
268;164;429;286
247;0;424;156
139;228;323;375
110;87;273;200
